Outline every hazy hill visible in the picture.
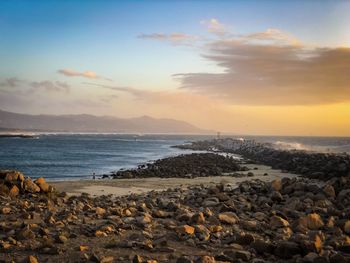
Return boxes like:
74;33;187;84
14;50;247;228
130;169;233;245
0;109;210;134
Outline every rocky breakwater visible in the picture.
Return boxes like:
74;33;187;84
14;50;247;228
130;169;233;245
112;153;241;179
175;139;350;181
1;169;350;262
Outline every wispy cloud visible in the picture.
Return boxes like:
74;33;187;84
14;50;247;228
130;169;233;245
243;28;301;46
0;77;70;93
138;33;198;46
57;69;112;81
30;80;70;93
200;18;227;36
0;77;22;88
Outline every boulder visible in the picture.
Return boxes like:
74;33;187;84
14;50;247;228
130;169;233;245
34;177;51;192
23;178;40;193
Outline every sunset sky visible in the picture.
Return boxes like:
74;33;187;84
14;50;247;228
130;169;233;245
1;0;350;136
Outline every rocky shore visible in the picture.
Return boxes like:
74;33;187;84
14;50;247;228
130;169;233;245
1;169;350;262
174;138;350;181
111;153;242;179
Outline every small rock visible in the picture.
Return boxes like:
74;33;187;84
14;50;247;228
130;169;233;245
1;207;11;214
195;256;215;263
343;220;350;234
271;191;283;202
270;215;289;229
95;207;106;216
274;241;301;259
133;255;143;263
191;212;205;224
177;256;193;263
176;225;195;235
100;256;114;263
323;184;336;198
28;255;39;263
235;250;251;261
9;185;19;197
305;213;324;230
271;179;282;191
58;235;68;243
218;212;238;224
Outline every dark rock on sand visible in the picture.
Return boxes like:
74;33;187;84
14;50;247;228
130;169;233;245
112;153;241;179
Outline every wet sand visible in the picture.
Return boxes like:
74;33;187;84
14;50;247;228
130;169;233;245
52;164;299;197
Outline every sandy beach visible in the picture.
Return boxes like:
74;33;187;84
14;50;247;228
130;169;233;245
52;163;299;196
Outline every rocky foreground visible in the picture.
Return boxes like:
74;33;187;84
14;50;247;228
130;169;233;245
111;153;242;179
1;169;350;263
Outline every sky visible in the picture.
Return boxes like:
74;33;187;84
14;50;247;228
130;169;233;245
0;0;350;136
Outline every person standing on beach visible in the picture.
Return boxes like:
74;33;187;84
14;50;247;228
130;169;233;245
92;172;96;180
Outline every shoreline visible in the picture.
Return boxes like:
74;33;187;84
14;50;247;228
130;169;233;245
52;163;299;196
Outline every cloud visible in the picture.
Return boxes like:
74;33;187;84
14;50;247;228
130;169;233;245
138;33;198;45
201;18;227;35
0;77;70;93
30;81;70;93
243;28;301;46
175;39;350;105
0;77;21;88
57;69;112;81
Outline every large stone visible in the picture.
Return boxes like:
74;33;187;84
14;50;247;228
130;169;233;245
4;171;19;182
34;177;50;192
23;178;40;193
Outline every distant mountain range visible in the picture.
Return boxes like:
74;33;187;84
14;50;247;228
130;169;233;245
0;109;211;134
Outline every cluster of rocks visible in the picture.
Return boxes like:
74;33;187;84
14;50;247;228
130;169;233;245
0;170;55;197
111;153;241;179
175;139;350;181
1;168;349;262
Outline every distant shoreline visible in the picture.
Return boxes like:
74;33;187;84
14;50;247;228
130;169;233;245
0;134;37;138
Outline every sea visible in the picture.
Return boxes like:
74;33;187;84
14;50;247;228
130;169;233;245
0;133;349;181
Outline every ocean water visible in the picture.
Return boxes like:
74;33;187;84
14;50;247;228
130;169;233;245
0;134;213;181
0;134;349;181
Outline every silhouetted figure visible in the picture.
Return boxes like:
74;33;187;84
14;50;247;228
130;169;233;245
92;172;96;180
